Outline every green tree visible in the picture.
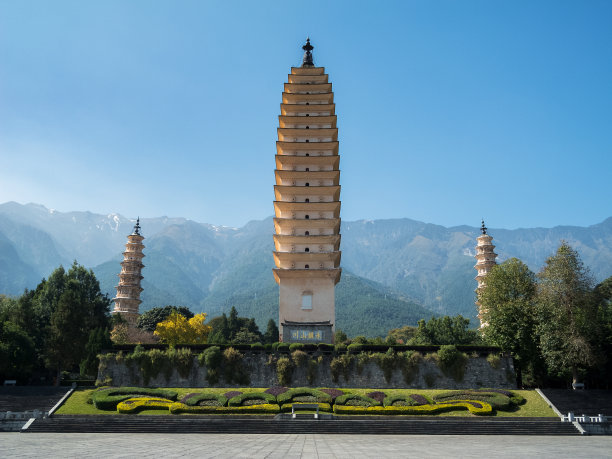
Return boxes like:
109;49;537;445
0;320;36;383
537;242;600;385
386;325;418;344
411;315;480;345
79;327;112;377
478;258;539;386
136;305;194;332
263;319;279;343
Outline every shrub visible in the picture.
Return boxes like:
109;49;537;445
277;343;290;352
333;401;493;416
436;345;469;382
486;353;501;369
347;343;363;354
92;387;178;410
318;343;334;352
289;343;304;352
366;391;386;404
319;388;344;400
223;390;242;398
170;403;280;414
335;394;381;407
291;349;309;367
227;392;277;406
181;393;228;407
271;342;280;351
276;356;293;386
334;343;347;354
198;346;222;385
330;353;353;383
251;342;264;351
372;349;397;383
355;352;370;374
265;386;288;396
433;390;516;410
383;394;429;407
423;372;437;387
402;351;422;384
306;358;319;385
167;347;193;378
117;397;173;414
277;387;332;405
223;347;249;385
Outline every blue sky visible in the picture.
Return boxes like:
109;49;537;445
1;0;610;229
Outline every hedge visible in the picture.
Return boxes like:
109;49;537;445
383;394;432;407
227;392;277;406
117;397;173;414
333;401;493;416
92;387;178;410
433;390;517;410
182;393;229;407
169;403;280;414
277;387;332;404
334;394;381;407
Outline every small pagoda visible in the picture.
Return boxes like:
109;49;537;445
112;218;145;327
273;39;342;343
474;220;498;325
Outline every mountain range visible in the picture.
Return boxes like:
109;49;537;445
1;201;611;337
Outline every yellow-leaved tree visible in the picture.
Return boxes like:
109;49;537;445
153;312;211;346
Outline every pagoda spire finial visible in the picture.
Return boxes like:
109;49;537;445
302;37;314;67
133;217;141;236
481;219;487;235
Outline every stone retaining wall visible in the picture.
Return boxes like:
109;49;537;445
98;351;516;389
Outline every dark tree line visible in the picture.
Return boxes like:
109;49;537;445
0;262;112;384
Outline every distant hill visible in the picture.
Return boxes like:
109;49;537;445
1;201;611;335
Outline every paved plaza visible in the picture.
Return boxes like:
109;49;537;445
2;433;611;458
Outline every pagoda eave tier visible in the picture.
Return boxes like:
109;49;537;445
276;155;339;169
287;73;328;84
274;216;340;228
277;141;339;155
279;116;336;128
273;267;341;284
282;93;334;104
275;185;340;200
284;83;332;93
274;250;341;262
291;66;325;75
273;234;340;248
274;201;340;213
275;170;339;182
280;104;335;116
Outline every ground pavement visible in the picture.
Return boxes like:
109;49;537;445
2;433;612;458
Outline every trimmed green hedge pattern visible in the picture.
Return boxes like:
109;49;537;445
92;387;178;410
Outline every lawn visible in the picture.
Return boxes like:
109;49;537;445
55;388;557;417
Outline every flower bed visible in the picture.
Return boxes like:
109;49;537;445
227;392;277;406
383;394;432;407
333;401;493;416
117;397;174;414
433;390;520;410
169;402;280;414
334;394;381;407
181;393;229;407
92;387;178;410
277;387;332;405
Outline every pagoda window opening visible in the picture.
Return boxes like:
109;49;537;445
305;198;310;202
306;126;309;129
305;153;310;156
305;231;310;235
305;247;310;252
305;264;309;269
305;215;310;219
305;139;309;142
305;168;309;171
306;114;310;116
305;183;310;186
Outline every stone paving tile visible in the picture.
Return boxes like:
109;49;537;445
2;433;612;458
